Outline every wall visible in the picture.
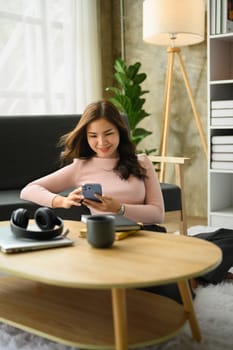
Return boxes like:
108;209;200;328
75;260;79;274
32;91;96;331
100;0;207;217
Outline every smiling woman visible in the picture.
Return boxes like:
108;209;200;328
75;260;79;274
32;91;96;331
20;99;165;225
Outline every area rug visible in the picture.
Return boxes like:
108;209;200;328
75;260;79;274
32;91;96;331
0;281;232;350
145;281;233;350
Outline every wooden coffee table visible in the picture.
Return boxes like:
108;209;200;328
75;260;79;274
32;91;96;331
0;220;221;350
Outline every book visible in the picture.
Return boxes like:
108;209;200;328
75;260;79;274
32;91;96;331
227;0;233;32
211;100;233;109
211;117;233;125
210;0;216;34
211;109;233;117
222;0;228;33
216;0;222;34
212;152;233;161
212;144;233;152
81;214;141;232
211;161;233;170
221;0;233;33
79;226;140;241
211;135;233;144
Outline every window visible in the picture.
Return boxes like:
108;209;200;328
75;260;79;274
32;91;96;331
0;0;102;115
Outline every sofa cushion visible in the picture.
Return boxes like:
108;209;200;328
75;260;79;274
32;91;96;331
0;114;81;190
160;183;181;212
0;189;90;221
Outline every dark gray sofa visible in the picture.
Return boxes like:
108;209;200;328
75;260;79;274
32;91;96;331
0;114;90;221
0;114;182;224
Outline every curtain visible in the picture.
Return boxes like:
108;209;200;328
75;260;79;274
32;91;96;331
0;0;102;115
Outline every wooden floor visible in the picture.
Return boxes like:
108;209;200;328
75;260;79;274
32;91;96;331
164;212;207;234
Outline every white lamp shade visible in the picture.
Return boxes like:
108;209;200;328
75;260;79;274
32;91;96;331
143;0;205;47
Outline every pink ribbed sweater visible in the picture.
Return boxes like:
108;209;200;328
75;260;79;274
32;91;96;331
20;154;164;224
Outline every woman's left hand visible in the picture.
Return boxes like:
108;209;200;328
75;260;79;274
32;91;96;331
82;194;120;213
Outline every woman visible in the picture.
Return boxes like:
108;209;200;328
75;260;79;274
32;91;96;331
21;100;186;301
20;100;165;225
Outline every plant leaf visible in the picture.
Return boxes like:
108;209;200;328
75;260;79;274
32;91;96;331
114;58;126;74
133;127;152;139
106;87;122;95
114;72;129;88
127;62;141;79
124;85;141;101
134;73;147;84
109;95;132;115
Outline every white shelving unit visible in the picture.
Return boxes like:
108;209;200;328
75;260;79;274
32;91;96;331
208;1;233;228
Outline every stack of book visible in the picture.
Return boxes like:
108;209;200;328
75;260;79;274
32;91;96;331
210;0;233;35
211;134;233;170
211;99;233;126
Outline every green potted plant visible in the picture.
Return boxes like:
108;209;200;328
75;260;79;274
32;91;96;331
106;58;156;154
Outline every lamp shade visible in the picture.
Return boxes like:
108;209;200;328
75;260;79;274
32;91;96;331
143;0;205;47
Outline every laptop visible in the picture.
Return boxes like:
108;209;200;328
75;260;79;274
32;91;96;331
0;225;74;253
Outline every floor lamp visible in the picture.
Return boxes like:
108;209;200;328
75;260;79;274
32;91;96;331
143;0;207;181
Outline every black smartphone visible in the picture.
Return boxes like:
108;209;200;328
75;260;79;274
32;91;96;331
82;183;102;202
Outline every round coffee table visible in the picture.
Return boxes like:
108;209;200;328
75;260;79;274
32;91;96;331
0;220;222;350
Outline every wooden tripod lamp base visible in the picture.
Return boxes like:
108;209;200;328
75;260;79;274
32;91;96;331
159;47;207;182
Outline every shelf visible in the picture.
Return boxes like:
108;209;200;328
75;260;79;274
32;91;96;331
210;33;233;41
209;36;233;81
209;83;233;101
210;125;233;130
209;212;233;228
209;173;233;213
210;168;233;174
210;79;233;84
210;207;233;216
0;276;187;349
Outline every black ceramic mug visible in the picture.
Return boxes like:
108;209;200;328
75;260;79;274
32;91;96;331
86;215;115;248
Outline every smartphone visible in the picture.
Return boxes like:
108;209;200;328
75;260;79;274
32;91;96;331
82;183;102;202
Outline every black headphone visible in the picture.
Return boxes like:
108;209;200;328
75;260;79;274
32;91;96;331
10;207;64;240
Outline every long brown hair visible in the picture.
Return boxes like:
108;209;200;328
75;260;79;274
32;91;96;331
60;100;146;180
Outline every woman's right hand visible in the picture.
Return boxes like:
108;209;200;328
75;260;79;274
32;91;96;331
52;188;84;209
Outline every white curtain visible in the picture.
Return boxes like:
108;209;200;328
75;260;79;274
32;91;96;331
0;0;102;115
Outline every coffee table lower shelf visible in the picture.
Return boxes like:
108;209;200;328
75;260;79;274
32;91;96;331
0;276;187;349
